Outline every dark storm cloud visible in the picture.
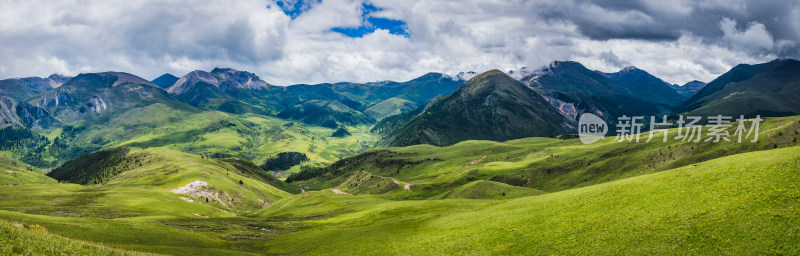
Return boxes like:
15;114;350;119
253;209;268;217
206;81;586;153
525;0;799;57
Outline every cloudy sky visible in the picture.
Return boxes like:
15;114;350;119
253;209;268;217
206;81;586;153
0;0;797;85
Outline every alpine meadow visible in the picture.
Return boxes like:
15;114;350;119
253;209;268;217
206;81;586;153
1;0;799;255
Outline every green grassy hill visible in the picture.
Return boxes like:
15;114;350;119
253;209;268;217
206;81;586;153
0;147;300;255
5;147;294;217
0;135;798;255
291;115;800;199
257;146;800;255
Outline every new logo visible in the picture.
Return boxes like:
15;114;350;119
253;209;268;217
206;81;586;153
578;113;607;144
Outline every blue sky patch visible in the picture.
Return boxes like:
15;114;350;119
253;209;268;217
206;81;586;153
274;0;321;19
273;1;409;38
331;3;409;38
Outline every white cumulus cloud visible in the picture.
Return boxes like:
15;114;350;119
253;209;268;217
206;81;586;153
0;0;796;86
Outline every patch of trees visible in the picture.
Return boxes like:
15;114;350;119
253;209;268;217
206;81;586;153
0;125;51;167
0;125;49;151
260;152;309;172
330;126;351;137
47;147;151;185
285;166;324;183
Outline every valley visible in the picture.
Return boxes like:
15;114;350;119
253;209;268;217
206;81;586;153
1;59;799;255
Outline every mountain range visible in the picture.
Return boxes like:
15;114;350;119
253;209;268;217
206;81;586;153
0;58;796;169
514;61;665;131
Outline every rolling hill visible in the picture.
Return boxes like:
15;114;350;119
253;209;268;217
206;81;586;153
290;115;800;199
43;147;292;214
258;146;800;255
0;155;54;185
430;180;546;200
4;142;798;255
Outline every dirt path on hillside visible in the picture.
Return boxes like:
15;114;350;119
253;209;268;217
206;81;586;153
470;156;488;165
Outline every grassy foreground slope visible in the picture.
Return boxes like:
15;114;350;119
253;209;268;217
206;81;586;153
0;219;151;256
260;146;800;255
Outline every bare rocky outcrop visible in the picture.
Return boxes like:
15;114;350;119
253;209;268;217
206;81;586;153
170;180;234;209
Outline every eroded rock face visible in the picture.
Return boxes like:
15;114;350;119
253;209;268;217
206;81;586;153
212;68;269;91
15;100;56;128
0;96;56;128
86;95;107;113
37;88;74;109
